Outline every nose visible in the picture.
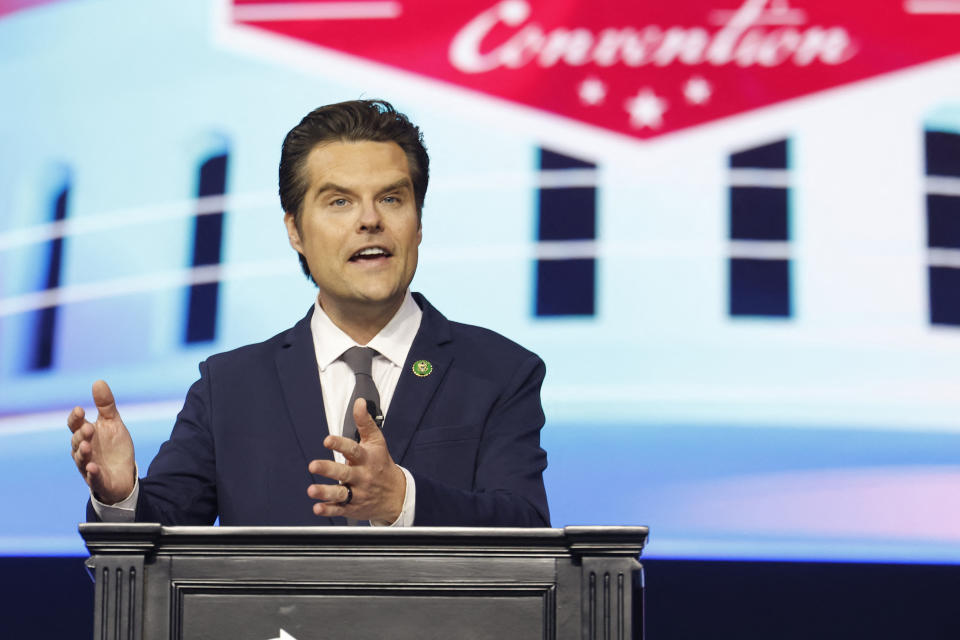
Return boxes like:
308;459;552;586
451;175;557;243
357;199;383;232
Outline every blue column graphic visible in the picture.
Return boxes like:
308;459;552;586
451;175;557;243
184;152;228;343
29;180;70;370
728;139;792;317
925;129;960;326
535;148;597;317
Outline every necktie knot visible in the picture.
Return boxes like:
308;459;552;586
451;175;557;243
341;346;376;377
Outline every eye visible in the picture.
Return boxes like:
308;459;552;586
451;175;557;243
382;195;400;204
330;197;349;207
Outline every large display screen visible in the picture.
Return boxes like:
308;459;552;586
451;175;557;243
2;0;959;562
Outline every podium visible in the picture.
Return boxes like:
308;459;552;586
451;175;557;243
81;524;647;640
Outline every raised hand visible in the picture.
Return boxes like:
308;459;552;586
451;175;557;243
307;398;406;524
67;380;136;505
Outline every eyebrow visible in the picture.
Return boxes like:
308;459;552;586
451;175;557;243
311;182;354;201
375;178;414;198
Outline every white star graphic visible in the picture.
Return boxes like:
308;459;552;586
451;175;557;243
578;77;607;106
624;88;668;129
684;76;712;105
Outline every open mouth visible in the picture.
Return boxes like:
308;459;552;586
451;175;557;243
349;246;392;262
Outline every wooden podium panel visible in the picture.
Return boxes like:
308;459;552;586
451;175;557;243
81;525;647;640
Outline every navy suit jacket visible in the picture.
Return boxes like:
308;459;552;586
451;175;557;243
89;293;549;527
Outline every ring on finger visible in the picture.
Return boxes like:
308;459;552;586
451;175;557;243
338;483;353;506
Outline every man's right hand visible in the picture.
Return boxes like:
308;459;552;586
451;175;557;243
68;380;136;505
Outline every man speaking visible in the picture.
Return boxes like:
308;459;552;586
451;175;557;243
67;100;550;528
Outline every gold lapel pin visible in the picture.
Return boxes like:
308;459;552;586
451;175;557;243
411;359;433;377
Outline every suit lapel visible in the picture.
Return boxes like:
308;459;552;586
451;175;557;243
383;294;453;464
274;308;338;524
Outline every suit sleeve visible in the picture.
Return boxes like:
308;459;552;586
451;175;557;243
88;362;219;525
411;353;550;527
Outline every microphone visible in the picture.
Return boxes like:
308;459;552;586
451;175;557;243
364;398;384;430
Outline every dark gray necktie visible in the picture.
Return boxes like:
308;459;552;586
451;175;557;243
340;346;382;442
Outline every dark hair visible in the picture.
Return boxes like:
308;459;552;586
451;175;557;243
278;99;430;280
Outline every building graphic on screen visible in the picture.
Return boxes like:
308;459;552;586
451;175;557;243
1;0;959;561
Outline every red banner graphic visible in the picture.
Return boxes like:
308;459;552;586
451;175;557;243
0;0;69;20
231;0;960;139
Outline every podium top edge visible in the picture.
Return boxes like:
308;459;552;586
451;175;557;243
78;523;649;556
79;524;648;537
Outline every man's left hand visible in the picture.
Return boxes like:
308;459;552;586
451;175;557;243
307;398;406;524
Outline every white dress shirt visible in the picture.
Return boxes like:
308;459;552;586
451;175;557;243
92;291;423;526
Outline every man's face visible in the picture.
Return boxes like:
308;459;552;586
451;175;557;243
285;140;422;319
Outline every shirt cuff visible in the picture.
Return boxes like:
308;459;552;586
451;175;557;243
90;474;139;523
370;465;416;527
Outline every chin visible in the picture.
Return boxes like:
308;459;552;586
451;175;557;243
354;287;404;305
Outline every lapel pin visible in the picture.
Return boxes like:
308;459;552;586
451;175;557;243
411;359;433;377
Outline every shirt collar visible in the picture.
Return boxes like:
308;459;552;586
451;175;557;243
310;291;423;371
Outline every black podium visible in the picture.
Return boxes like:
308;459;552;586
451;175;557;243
81;524;647;640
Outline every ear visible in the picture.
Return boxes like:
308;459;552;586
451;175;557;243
284;212;303;253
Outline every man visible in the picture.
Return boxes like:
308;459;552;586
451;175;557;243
68;99;550;527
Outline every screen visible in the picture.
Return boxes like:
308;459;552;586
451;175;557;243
2;0;959;562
